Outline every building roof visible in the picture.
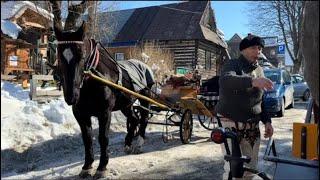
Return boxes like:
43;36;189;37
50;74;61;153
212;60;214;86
1;1;53;21
98;1;227;48
228;33;242;43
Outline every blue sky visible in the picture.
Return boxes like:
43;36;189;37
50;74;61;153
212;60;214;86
105;1;250;41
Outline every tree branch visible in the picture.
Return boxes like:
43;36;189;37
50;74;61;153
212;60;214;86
49;0;62;31
64;0;87;31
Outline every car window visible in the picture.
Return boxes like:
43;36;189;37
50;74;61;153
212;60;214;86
283;71;291;84
291;76;297;83
295;76;304;83
264;71;281;83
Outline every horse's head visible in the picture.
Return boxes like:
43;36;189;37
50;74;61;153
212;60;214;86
54;22;86;105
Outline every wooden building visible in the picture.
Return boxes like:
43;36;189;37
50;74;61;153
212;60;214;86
227;33;242;59
97;1;229;79
1;1;53;75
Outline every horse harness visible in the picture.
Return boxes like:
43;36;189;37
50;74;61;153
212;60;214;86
56;39;123;88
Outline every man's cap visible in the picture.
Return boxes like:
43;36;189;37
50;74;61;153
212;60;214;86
239;33;265;51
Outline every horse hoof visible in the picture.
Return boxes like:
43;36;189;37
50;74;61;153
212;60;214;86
93;170;108;179
124;145;133;154
132;146;143;154
132;136;144;154
79;169;93;178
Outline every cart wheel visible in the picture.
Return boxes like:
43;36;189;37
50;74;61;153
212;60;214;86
198;115;215;130
180;109;193;144
162;112;181;143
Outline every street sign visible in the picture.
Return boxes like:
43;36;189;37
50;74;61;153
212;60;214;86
278;44;285;54
262;37;278;47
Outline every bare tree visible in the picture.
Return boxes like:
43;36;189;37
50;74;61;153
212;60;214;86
87;1;119;42
247;1;305;73
48;1;119;42
301;1;319;106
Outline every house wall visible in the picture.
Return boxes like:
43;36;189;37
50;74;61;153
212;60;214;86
106;46;137;61
227;41;241;59
107;40;197;69
5;44;30;68
2;42;32;75
106;39;225;79
157;40;196;70
197;40;223;79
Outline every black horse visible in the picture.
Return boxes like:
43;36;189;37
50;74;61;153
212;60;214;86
54;22;154;178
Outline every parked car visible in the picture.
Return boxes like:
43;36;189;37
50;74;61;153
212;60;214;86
291;74;310;101
263;68;294;117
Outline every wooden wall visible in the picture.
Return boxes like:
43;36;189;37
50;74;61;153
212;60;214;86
197;40;223;79
106;46;137;60
106;39;226;79
158;40;196;69
6;45;30;68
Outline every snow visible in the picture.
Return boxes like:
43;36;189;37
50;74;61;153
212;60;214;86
70;1;84;6
0;80;157;152
1;1;53;21
1;81;79;151
1;80;308;179
1;20;22;39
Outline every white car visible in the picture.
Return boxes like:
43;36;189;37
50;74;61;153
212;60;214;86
291;74;310;101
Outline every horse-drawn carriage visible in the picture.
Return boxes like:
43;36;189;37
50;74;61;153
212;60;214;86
142;74;219;144
86;69;220;144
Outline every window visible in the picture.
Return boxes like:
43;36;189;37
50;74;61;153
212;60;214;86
283;71;291;84
291;76;297;83
115;53;124;61
294;76;304;83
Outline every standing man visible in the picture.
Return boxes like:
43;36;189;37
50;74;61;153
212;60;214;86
215;34;274;179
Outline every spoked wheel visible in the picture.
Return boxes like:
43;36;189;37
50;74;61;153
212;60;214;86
162;112;181;143
180;109;193;144
198;115;215;130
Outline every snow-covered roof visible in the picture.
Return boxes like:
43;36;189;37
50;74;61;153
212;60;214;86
1;20;22;39
1;1;53;21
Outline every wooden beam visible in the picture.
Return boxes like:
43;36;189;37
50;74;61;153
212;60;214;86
1;75;17;80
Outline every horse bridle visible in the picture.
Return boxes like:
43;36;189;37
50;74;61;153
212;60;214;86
56;40;95;88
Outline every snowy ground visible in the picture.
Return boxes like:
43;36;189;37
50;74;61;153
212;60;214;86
1;80;308;179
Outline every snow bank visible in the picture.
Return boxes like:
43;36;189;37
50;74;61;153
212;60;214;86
0;81;129;152
1;1;53;20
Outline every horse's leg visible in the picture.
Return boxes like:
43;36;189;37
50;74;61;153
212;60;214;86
138;89;151;138
72;107;94;177
94;108;112;179
121;107;139;154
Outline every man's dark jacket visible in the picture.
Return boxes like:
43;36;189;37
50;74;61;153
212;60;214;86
215;55;271;124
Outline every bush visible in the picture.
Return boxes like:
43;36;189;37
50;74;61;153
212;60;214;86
128;41;174;83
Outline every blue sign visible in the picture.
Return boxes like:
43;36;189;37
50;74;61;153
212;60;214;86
278;44;285;54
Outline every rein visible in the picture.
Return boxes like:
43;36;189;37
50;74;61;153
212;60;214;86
56;39;161;100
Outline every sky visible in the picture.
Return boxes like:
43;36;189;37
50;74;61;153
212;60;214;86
104;1;251;41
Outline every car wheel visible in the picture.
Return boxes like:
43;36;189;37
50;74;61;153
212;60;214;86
303;89;310;101
277;98;285;117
